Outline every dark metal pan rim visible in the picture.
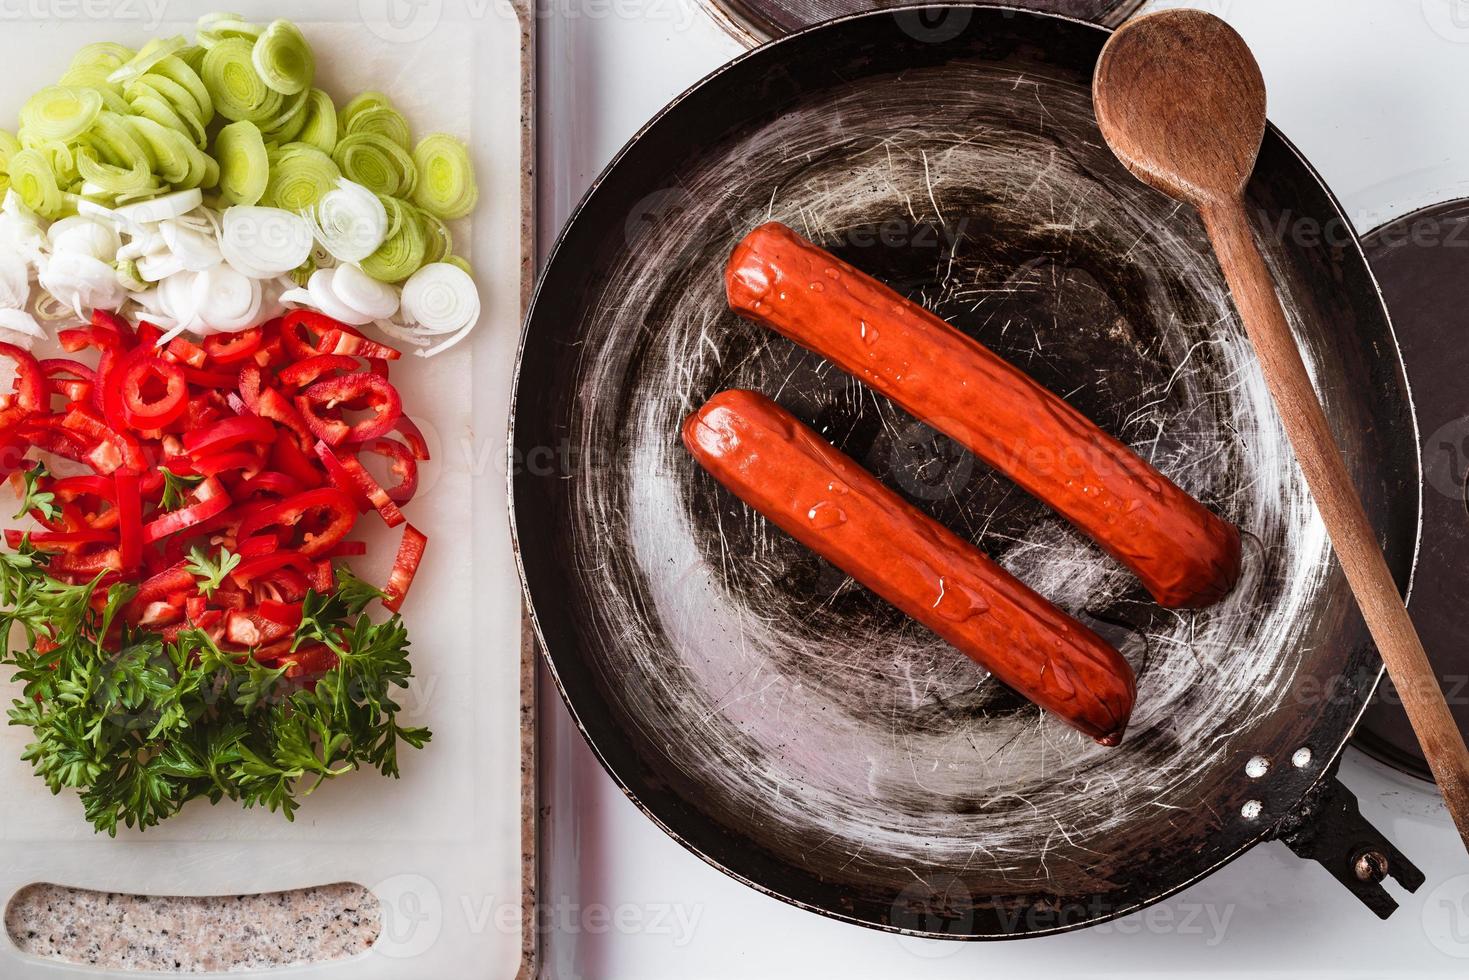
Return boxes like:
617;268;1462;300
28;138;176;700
507;3;1418;938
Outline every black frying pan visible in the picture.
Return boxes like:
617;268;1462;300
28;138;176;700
511;7;1418;937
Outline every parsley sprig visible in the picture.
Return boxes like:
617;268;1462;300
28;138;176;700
14;462;59;523
0;545;431;835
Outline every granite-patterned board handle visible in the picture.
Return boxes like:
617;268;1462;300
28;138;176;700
1093;8;1469;854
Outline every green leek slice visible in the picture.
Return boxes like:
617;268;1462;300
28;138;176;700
410;133;477;220
344;104;411;150
71;41;135;73
108;35;188;84
197;12;262;48
262;143;338;210
20;87;104;143
252;20;314;96
214;120;268;206
297;88;337;154
202;38;282;123
338;91;392;130
8;149;64;217
332;132;416;197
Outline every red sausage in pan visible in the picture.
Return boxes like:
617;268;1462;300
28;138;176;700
683;389;1137;745
726;222;1242;609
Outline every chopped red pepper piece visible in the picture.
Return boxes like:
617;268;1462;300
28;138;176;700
202;327;263;365
277;354;358;390
0;342;46;429
358;438;420;505
230;550;316;587
141;477;232;544
314;440;404;527
382;523;427;612
317;328;402;361
164;337;208;369
236;487;357;557
183;416;276;457
119;355;188;429
114;472;143;572
297;373;402;446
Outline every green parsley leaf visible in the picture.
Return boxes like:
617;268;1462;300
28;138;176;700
186;546;241;598
14;463;59;523
159;469;205;512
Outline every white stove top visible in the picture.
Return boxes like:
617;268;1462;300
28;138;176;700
534;1;1469;974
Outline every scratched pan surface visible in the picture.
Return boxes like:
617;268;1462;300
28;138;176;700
511;7;1418;937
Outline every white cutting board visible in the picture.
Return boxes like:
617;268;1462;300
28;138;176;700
0;2;531;976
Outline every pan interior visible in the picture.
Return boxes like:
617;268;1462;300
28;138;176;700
514;9;1415;936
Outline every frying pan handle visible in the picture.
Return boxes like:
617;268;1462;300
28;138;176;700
1274;773;1424;918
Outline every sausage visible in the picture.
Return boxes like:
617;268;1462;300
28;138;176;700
725;222;1242;609
683;389;1137;745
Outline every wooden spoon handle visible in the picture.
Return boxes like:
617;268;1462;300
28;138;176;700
1201;199;1469;847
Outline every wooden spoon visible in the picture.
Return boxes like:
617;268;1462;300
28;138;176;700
1094;8;1469;853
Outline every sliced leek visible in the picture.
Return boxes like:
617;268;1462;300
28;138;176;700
202;38;282;123
410;134;477;220
20;87;104;143
252;20;314;96
297;88;337;154
261;143;338;211
214;120;267;206
332;132;416;197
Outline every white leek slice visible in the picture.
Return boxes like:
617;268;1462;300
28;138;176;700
47;216;122;263
332;262;399;320
309;178;386;263
159;218;222;271
38;251;127;316
158;270;201;329
193;264;262;332
400;261;479;335
0;308;46;349
277;286;312;307
0;248;31;308
306;268;373;325
114;188;202;224
219;205;313;277
136;251;186;282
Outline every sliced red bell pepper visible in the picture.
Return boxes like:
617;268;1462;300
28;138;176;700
314;440;404;527
119;355;188;429
382;523;427;612
268;434;325;489
391;415;431;460
320;540;367;558
3;528;114;552
276;354;358;390
114;472;142;572
164;337;208;368
230;549;315;587
182;415;276;458
357;438;419;505
236;487;356;557
203;327;263;365
310;559;334;593
58;326;122;354
191;449;263;478
281;310;360;362
224;608;297;647
91;309;136;346
236;470;303;500
0;342;46;429
257;386;312;445
298;373;401;446
237;363;263;411
317;328;402;361
142;476;231;544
